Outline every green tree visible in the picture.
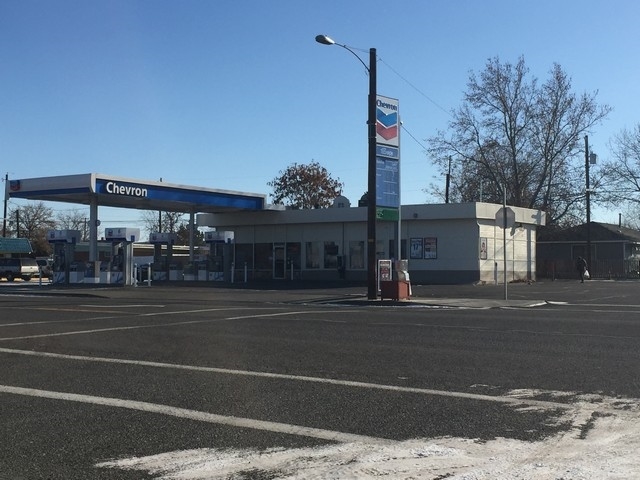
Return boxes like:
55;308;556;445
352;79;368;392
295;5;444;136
268;161;344;209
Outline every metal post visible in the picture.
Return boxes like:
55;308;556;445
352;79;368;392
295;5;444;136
585;135;591;270
503;185;508;300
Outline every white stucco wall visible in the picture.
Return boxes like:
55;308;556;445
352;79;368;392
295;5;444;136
197;202;545;284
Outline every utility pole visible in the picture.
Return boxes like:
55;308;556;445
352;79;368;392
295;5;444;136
2;173;8;237
445;156;451;203
585;136;592;270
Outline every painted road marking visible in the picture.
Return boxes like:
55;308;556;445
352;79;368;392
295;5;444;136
0;309;348;341
78;304;166;308
0;306;266;328
0;385;393;445
0;347;569;410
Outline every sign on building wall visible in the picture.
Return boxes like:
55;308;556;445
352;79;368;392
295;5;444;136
410;237;438;259
480;237;488;260
424;237;438;259
410;238;423;259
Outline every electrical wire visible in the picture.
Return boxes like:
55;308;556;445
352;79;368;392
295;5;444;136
378;56;452;117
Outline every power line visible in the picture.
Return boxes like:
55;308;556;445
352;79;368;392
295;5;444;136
376;56;451;154
401;123;427;152
378;57;452;117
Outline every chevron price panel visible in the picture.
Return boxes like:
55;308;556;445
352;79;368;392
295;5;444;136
375;95;400;213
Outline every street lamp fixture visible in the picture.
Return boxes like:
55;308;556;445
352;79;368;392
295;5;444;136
315;34;334;45
315;34;378;300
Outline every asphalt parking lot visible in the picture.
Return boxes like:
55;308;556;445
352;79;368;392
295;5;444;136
0;275;633;307
1;278;640;479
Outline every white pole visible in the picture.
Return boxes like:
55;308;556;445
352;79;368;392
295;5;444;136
503;185;508;300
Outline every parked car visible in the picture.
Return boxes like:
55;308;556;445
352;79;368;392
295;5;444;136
36;257;54;278
0;257;40;281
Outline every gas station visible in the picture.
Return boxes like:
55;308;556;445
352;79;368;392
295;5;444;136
7;173;265;285
7;172;547;287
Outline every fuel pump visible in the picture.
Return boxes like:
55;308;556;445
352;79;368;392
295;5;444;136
47;230;81;284
149;232;177;281
105;228;140;285
205;231;234;281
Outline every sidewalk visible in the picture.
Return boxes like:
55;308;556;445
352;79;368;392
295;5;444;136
0;279;554;309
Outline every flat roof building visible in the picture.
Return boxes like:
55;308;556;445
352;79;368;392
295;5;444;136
197;202;545;284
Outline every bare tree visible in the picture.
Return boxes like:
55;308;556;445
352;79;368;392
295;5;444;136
268;161;344;209
176;223;205;246
8;202;56;255
56;209;89;240
427;57;611;226
139;210;186;240
599;125;640;212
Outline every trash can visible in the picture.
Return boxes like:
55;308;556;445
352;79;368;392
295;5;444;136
380;280;411;301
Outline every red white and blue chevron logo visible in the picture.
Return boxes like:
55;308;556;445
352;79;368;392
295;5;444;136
375;96;399;146
376;109;398;141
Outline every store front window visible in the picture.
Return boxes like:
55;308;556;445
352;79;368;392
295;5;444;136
349;241;364;269
306;242;321;269
324;241;338;269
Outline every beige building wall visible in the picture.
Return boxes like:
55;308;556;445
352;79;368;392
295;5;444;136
197;202;545;284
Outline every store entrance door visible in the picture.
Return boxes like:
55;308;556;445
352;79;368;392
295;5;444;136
273;243;285;279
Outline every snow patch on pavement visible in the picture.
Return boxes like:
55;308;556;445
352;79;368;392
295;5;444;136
97;389;640;479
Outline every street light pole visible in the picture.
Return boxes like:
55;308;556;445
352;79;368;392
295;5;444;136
316;35;378;299
366;46;377;300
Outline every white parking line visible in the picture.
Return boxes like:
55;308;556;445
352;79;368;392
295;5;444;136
0;347;569;410
0;384;393;445
0;309;347;341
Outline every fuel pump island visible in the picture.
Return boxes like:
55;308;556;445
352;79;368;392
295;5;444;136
7;173;265;286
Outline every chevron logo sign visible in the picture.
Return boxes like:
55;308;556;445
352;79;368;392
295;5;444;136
376;95;399;147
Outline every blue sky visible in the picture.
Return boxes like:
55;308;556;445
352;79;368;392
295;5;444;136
1;0;638;226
